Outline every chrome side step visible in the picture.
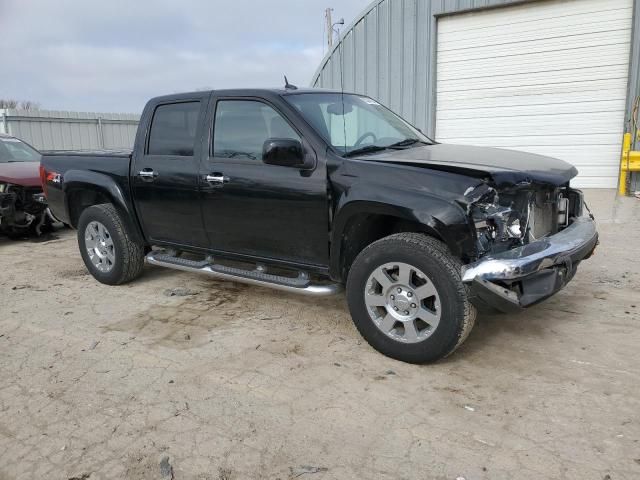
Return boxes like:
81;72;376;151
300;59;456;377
145;251;343;297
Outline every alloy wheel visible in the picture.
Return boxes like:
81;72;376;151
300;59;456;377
364;262;442;343
84;221;115;273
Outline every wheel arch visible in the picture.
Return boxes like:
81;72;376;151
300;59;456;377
62;170;145;245
330;199;475;282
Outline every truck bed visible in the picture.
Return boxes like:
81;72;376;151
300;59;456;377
40;150;133;227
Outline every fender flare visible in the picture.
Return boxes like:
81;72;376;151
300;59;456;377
62;170;145;244
330;194;475;280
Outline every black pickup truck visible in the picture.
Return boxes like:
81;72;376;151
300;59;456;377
41;88;598;363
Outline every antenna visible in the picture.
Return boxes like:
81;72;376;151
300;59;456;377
284;75;298;90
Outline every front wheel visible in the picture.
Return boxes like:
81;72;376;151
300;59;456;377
77;203;145;285
346;233;476;364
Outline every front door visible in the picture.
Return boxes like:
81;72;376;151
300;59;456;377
131;98;209;248
200;97;329;267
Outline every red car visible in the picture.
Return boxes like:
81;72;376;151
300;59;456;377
0;134;54;237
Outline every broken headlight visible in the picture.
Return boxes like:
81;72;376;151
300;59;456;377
467;186;527;255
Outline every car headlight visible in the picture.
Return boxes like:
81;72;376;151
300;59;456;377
466;185;527;255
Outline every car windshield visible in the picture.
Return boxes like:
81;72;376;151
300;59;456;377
285;93;432;156
0;137;41;163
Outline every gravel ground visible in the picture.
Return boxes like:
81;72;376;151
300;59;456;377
0;190;639;480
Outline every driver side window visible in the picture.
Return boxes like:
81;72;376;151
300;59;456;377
213;100;300;161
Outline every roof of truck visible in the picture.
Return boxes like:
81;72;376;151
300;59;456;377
213;87;345;95
148;87;355;104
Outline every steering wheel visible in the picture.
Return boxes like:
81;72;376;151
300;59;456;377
354;131;377;147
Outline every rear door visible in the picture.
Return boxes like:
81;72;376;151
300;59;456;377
200;96;329;266
132;95;209;248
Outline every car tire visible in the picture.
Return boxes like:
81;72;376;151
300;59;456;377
346;233;476;364
77;203;145;285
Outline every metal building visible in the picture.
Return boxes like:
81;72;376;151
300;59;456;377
0;109;140;151
312;0;640;188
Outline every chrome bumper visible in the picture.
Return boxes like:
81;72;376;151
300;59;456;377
462;215;598;312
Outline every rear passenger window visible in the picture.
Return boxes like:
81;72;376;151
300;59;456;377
148;102;200;156
213;100;300;161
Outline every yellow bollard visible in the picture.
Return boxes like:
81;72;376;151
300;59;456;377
618;132;640;196
619;133;631;196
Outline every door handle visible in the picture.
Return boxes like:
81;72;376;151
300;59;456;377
205;173;229;186
138;168;158;181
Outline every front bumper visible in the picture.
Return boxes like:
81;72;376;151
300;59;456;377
461;215;598;313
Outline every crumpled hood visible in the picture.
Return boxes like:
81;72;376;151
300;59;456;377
0;162;42;187
360;143;578;187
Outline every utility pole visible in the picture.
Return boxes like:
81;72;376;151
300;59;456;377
325;8;334;49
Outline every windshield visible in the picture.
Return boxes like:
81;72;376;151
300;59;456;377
0;137;41;163
285;93;432;156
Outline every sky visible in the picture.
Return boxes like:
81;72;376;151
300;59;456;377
0;0;371;113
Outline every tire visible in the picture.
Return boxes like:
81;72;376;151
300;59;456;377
77;203;145;285
346;233;476;364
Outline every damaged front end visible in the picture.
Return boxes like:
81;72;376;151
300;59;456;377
462;182;598;313
0;183;54;237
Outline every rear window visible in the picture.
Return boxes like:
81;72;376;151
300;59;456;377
147;102;200;156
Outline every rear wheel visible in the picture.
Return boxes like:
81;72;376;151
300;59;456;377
346;233;476;364
77;203;145;285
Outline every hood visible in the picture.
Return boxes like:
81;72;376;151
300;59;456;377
0;162;42;187
359;143;578;188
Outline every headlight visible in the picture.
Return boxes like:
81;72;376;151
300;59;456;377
467;186;527;255
506;218;522;238
473;202;524;240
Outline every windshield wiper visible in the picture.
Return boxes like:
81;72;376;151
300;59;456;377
344;138;430;157
388;138;427;149
343;145;388;157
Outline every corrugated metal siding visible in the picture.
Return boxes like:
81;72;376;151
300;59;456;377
311;0;640;142
0;109;139;151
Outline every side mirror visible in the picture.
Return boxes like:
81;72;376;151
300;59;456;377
262;138;305;168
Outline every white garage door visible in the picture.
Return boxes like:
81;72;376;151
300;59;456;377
435;0;633;188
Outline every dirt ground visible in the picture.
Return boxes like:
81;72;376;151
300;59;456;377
0;190;639;480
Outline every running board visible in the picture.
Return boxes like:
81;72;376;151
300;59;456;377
145;251;342;297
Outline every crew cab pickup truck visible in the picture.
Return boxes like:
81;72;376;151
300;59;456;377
41;88;598;363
